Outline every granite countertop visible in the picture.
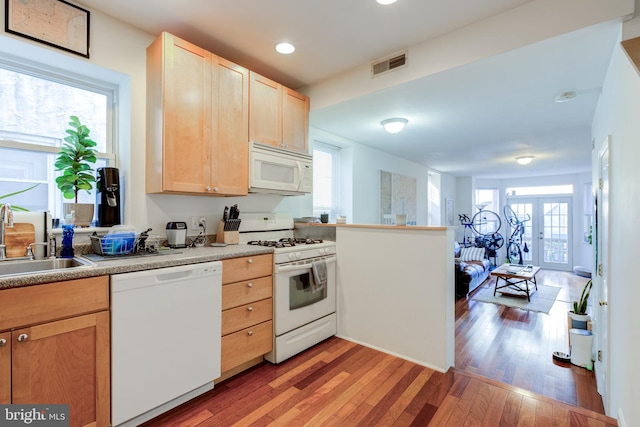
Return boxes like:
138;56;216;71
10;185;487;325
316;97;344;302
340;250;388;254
0;245;274;290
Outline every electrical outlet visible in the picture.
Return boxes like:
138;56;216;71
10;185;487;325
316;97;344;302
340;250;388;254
191;216;206;230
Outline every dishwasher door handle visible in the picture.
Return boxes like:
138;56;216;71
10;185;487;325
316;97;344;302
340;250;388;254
155;270;193;282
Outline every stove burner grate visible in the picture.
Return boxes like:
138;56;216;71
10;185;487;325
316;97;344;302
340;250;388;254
246;237;325;248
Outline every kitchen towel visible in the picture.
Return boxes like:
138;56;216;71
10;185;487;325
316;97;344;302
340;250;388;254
311;260;327;294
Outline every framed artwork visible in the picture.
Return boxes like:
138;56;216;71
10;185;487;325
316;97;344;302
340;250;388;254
446;198;455;226
379;170;417;225
5;0;90;58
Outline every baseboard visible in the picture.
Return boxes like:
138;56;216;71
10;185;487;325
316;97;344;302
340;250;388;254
618;408;627;427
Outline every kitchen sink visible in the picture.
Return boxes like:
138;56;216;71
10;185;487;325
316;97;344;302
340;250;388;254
0;257;96;277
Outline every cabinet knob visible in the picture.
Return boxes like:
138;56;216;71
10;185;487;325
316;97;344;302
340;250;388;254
0;338;6;347
206;186;212;192
247;258;253;264
247;306;253;312
247;282;253;288
214;187;219;192
17;333;29;342
247;331;253;336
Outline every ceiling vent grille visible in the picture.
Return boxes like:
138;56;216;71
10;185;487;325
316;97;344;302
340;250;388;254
371;51;407;77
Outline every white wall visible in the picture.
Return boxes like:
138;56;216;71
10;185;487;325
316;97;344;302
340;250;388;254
592;26;640;425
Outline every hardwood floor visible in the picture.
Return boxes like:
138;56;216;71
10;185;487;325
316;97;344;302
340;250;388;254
143;270;616;427
455;269;603;412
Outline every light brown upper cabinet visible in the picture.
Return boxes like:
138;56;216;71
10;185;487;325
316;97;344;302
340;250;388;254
249;71;310;154
146;32;249;196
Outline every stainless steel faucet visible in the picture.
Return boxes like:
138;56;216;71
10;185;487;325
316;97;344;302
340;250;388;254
0;203;14;259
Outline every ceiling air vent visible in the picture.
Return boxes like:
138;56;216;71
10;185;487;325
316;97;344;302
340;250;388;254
371;51;407;77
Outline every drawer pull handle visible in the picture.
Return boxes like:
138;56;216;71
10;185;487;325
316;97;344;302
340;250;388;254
17;334;29;342
247;331;253;336
247;258;253;264
247;306;253;312
247;282;253;288
0;339;6;347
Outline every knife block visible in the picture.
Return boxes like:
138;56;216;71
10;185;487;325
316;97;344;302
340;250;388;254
216;220;239;244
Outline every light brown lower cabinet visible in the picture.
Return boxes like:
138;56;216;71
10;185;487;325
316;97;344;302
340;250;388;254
0;276;110;427
220;255;273;378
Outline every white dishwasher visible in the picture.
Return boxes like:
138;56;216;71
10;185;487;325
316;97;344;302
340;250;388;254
111;261;222;427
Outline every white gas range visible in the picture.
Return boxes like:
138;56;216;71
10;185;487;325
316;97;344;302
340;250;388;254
239;213;337;363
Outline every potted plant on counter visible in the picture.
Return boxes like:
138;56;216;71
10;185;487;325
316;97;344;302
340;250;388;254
54;115;97;227
569;279;592;329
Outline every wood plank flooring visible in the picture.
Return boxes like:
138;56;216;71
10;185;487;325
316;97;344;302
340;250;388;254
143;267;616;427
455;269;603;412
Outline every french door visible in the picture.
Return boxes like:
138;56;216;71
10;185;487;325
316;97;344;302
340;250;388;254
505;197;572;270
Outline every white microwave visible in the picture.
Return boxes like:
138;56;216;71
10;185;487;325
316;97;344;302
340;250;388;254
249;141;313;196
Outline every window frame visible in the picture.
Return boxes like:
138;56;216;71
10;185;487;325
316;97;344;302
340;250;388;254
0;52;118;221
312;141;341;220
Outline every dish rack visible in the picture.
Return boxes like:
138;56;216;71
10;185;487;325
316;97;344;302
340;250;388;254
90;233;138;256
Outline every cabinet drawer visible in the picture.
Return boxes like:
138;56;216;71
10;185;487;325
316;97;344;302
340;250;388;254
0;276;109;331
222;276;272;310
222;298;272;335
221;320;272;373
222;254;272;284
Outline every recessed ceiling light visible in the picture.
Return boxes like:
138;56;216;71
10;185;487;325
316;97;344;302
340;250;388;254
275;42;295;54
554;91;576;103
381;118;408;134
516;156;534;165
377;0;398;4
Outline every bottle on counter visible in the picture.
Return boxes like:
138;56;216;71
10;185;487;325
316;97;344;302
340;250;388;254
61;224;74;258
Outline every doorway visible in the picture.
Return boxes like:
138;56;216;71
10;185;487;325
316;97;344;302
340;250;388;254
505;197;573;270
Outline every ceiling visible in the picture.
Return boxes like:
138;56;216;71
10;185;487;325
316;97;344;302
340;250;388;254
77;0;622;178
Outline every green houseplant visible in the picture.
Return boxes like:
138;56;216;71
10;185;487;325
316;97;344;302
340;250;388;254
569;279;592;329
0;183;40;211
54;115;98;226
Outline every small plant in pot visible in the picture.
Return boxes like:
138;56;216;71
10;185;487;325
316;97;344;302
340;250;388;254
54;116;97;227
569;279;593;329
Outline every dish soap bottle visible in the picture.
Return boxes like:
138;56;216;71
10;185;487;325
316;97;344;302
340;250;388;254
61;224;74;258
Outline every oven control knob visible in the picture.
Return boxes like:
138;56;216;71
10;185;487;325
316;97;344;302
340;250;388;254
319;248;327;255
288;253;296;261
295;252;302;259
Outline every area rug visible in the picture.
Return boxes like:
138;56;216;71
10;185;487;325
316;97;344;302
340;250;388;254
471;284;561;314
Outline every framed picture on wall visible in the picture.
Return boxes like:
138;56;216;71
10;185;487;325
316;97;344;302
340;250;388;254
446;198;455;226
5;0;90;58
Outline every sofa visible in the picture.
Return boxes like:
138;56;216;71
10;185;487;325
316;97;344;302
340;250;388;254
454;242;492;298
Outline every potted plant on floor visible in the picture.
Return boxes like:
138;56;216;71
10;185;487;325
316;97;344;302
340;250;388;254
569;279;592;329
55;116;97;227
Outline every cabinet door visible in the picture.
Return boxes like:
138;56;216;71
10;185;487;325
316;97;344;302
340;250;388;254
211;57;249;195
12;312;110;427
0;331;9;404
249;72;282;147
149;32;213;194
282;87;309;153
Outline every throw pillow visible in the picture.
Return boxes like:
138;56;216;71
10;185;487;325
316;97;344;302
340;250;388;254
460;247;485;261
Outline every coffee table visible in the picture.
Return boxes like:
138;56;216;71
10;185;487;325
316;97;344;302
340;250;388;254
490;264;541;302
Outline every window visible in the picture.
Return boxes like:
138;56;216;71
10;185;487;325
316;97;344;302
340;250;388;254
475;188;499;214
505;185;573;196
312;142;341;220
0;59;116;223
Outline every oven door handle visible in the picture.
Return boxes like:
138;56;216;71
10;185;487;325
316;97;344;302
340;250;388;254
275;256;336;273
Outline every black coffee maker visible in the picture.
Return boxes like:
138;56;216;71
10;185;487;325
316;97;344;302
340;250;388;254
96;167;121;227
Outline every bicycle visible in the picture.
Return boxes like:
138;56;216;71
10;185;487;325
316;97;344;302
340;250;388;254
458;209;503;248
503;205;531;265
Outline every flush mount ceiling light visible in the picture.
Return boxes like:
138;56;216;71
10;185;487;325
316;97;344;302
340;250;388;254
377;0;398;4
381;118;408;134
554;91;576;103
516;156;534;165
275;42;295;54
